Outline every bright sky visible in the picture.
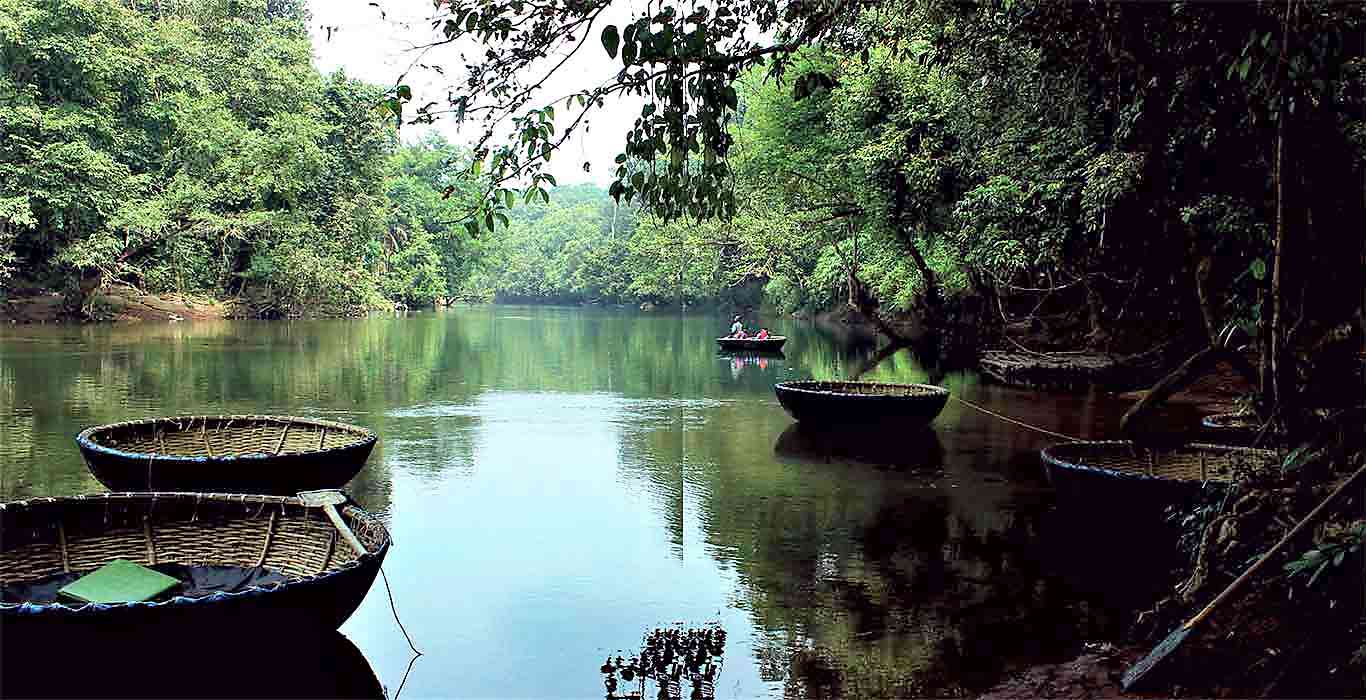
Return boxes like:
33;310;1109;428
308;0;646;187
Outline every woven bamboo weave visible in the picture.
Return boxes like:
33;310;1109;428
80;415;371;459
0;492;390;607
1041;441;1280;484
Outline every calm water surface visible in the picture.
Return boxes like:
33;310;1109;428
0;306;1172;698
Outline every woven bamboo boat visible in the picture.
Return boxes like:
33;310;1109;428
717;336;787;352
77;415;376;495
0;492;390;648
1040;441;1280;510
774;380;949;426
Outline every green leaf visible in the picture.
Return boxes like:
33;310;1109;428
396;84;412;101
601;25;620;59
1249;258;1267;281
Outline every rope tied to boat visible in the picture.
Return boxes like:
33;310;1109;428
380;565;423;699
951;395;1081;442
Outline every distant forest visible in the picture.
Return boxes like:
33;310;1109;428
4;0;1363;344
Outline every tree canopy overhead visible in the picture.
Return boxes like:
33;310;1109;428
394;0;1363;418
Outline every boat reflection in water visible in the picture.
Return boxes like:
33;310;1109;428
774;422;945;473
3;630;384;699
723;351;785;379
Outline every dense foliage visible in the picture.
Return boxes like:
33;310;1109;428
404;0;1364;417
0;0;486;316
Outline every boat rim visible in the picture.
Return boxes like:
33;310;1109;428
774;380;949;397
76;414;377;463
1040;439;1281;484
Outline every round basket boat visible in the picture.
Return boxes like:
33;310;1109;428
0;492;390;650
77;415;377;495
774;380;950;426
1041;440;1281;513
717;336;787;352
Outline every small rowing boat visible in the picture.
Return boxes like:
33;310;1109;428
717;336;787;352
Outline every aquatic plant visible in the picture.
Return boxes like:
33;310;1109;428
602;624;726;700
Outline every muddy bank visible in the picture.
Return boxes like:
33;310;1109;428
975;649;1149;700
2;286;230;324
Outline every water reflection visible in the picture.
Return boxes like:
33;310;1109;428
773;423;945;472
3;631;383;698
723;351;785;381
1;306;1146;697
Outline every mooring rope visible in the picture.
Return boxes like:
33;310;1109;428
379;564;424;699
951;395;1081;442
380;565;422;656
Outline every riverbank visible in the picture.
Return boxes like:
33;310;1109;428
2;286;230;324
975;648;1146;700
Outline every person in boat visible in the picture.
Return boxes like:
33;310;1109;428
756;328;770;340
729;315;744;337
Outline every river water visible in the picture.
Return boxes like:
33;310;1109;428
0;306;1177;698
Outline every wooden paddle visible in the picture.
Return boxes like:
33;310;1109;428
1122;459;1366;691
297;490;367;556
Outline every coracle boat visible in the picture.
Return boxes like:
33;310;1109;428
1040;441;1280;512
0;492;390;650
77;415;377;495
774;380;950;426
717;336;787;352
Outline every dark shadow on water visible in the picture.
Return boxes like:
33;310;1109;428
773;422;945;472
2;630;383;699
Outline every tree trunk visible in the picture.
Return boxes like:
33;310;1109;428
1195;256;1219;346
1269;103;1288;414
895;227;941;312
847;271;908;346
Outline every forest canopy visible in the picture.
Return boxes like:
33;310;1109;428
3;0;1363;399
0;0;489;315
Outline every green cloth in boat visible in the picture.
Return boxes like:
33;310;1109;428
58;559;182;604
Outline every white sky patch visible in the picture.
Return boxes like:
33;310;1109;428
308;0;647;187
